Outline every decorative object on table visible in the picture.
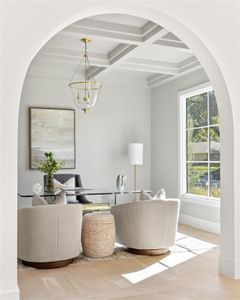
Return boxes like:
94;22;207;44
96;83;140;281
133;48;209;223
32;182;42;195
116;175;127;192
38;152;64;192
29;107;75;169
128;143;143;200
82;213;116;258
68;38;102;114
140;189;152;201
153;188;166;200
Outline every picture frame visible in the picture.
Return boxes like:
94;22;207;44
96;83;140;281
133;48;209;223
29;107;76;169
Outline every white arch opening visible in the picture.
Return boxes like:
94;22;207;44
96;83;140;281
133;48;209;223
1;3;238;300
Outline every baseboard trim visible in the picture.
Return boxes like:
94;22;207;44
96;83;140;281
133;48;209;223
179;213;220;234
219;255;240;279
0;288;19;300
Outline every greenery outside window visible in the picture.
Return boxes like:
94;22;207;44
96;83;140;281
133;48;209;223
180;84;220;200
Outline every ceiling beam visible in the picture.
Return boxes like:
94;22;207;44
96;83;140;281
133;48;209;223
142;21;161;36
119;58;178;75
75;19;143;36
127;57;178;68
118;64;178;75
89;27;169;79
37;48;109;68
41;46;108;61
147;56;202;88
179;61;201;73
109;45;137;64
161;32;181;41
35;52;109;67
61;20;164;47
87;66;106;79
153;39;190;50
178;56;199;69
108;43;130;61
62;25;143;45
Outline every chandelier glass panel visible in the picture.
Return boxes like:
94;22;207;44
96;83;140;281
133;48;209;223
69;38;101;113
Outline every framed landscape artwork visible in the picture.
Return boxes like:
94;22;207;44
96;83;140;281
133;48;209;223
29;107;75;169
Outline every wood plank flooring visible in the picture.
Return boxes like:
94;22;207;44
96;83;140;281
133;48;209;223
18;225;240;300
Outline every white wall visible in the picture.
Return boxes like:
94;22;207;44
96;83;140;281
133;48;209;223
0;2;239;298
151;69;208;195
151;69;220;233
18;72;151;207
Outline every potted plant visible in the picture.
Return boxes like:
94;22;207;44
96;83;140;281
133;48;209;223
37;152;64;192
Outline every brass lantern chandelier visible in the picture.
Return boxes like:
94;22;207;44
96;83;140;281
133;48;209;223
69;38;101;113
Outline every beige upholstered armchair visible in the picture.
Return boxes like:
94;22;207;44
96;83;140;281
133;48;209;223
18;204;82;268
111;199;180;255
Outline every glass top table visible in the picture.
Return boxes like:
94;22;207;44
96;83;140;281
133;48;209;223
18;188;152;205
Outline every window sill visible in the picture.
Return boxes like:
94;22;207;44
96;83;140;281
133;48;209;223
180;194;220;208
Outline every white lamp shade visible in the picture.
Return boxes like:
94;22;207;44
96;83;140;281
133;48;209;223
128;143;143;165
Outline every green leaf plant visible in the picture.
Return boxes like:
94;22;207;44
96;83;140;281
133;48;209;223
37;152;64;176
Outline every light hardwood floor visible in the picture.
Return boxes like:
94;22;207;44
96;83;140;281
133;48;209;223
18;225;240;300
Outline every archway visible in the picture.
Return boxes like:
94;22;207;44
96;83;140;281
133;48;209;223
1;2;238;299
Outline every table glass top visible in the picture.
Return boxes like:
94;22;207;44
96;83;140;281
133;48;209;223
18;187;152;198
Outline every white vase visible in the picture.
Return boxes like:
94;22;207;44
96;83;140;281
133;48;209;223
32;182;42;195
116;175;127;192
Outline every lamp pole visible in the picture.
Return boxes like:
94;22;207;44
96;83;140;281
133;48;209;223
128;143;143;201
134;164;137;200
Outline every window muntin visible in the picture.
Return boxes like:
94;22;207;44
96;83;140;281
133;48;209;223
183;87;220;199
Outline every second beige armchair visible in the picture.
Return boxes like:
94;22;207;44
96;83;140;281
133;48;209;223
111;199;180;255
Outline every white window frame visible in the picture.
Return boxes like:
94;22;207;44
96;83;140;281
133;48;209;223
178;82;220;208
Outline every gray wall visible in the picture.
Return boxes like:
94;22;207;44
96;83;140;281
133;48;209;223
151;69;220;232
18;76;151;207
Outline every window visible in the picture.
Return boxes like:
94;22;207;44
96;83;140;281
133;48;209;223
180;84;220;200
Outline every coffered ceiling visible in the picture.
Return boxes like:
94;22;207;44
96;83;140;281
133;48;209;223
30;14;202;87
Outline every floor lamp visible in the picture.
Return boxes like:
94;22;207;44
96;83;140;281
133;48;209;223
128;143;143;200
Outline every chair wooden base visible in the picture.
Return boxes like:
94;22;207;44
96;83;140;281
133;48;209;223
22;258;74;269
127;247;169;256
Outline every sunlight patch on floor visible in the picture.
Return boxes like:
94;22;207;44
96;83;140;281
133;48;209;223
160;251;196;268
122;232;217;284
176;236;217;254
122;262;168;284
175;232;188;240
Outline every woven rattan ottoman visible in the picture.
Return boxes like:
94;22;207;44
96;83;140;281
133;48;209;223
82;213;116;258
